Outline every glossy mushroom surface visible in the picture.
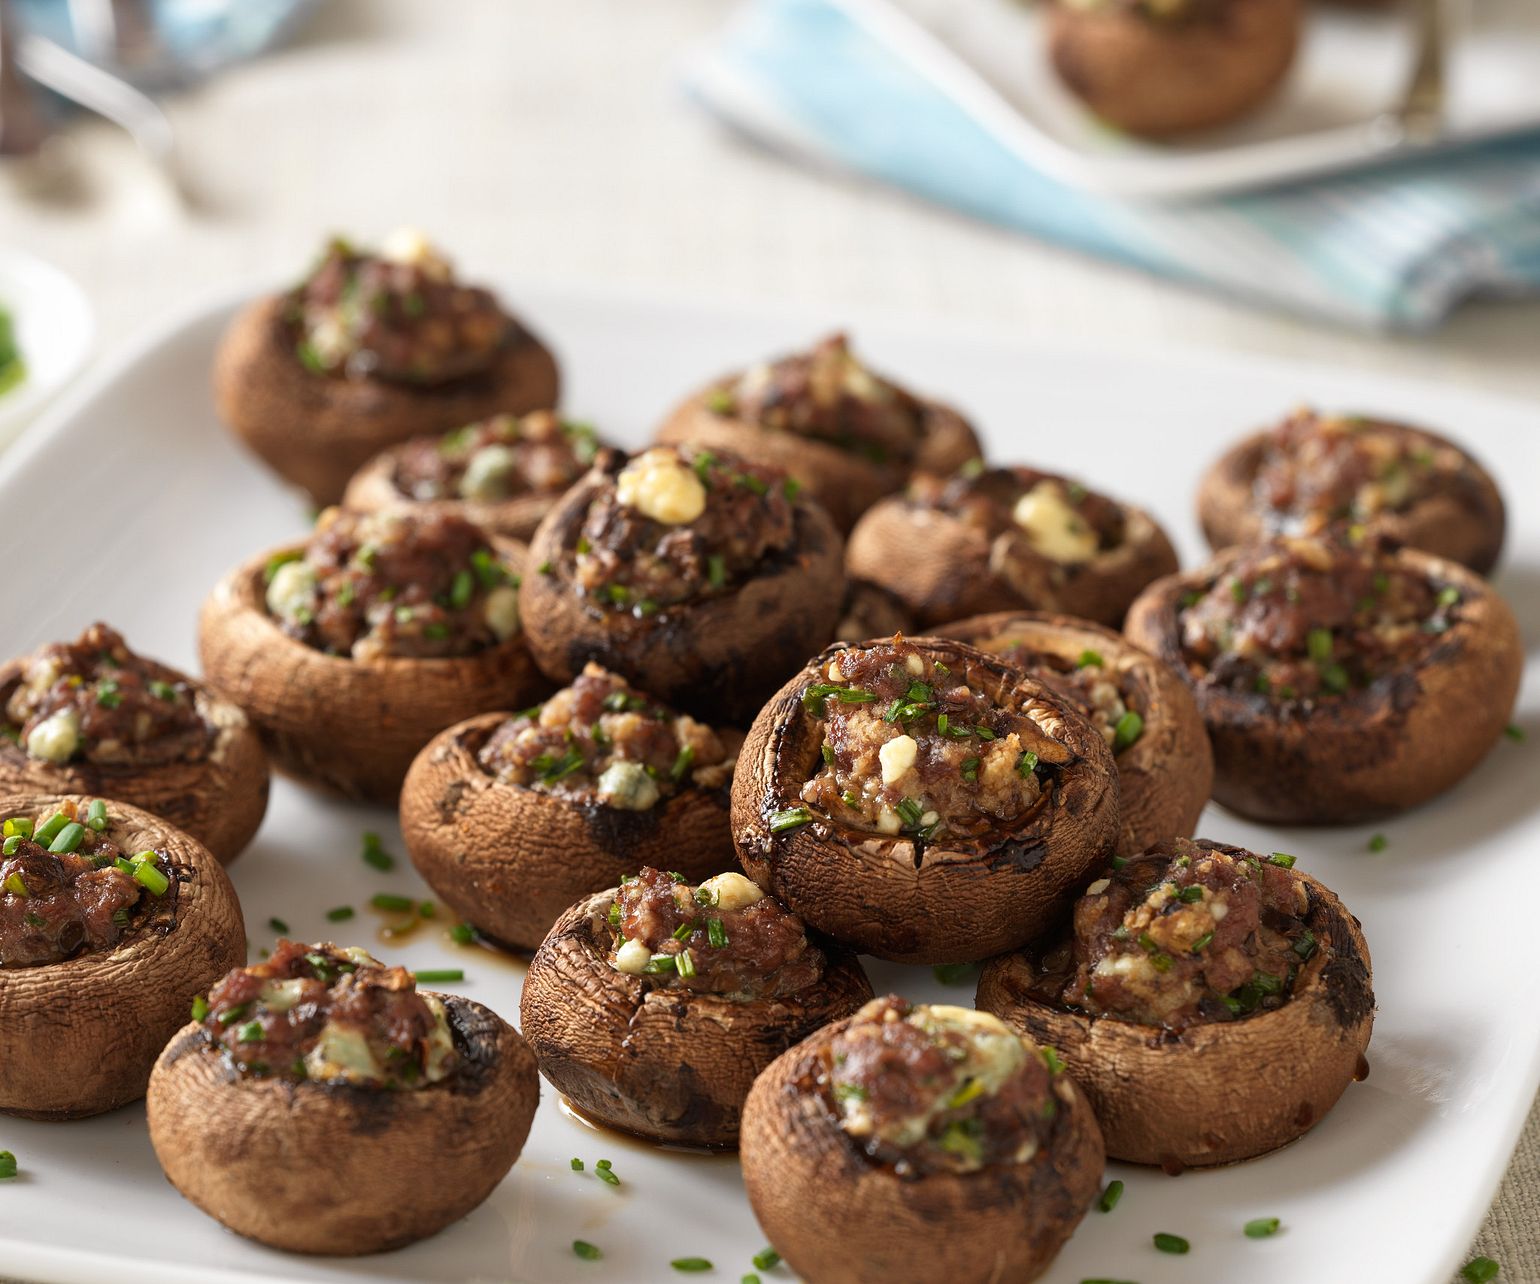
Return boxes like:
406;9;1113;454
0;623;269;864
214;231;559;505
1197;409;1506;574
199;508;545;803
740;996;1104;1284
521;872;873;1147
978;838;1373;1167
147;940;537;1255
733;635;1120;963
1125;534;1522;823
342;410;605;541
0;793;245;1119
846;462;1178;629
401;664;741;950
941;611;1211;855
655;333;980;532
519;444;846;725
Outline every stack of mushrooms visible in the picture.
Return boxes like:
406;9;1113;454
6;231;1522;1280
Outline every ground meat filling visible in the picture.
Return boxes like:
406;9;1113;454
819;996;1065;1177
1251;409;1488;537
981;638;1144;756
2;623;206;768
479;664;740;808
391;412;600;504
605;867;823;999
706;333;927;465
796;640;1060;845
199;939;456;1088
264;508;521;661
908;464;1126;568
1179;535;1458;701
285;231;509;385
0;800;173;968
570;446;798;613
1032;838;1315;1029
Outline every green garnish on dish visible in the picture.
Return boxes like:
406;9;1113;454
0;305;24;398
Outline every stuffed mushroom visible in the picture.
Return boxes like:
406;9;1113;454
740;995;1104;1284
1197;408;1506;574
199;507;545;803
0;623;269;865
147;940;537;1255
733;635;1120;964
342;410;606;541
401;663;742;950
1048;0;1302;138
214;230;559;505
0;793;244;1119
1125;533;1522;823
520;444;845;725
977;838;1373;1167
654;333;980;532
846;462;1179;629
941;611;1211;855
521;868;873;1147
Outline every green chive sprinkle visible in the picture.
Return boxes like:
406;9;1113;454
1078;649;1103;668
1243;1217;1281;1238
1461;1257;1501;1283
769;806;813;833
743;1276;761;1284
932;961;977;986
412;969;464;984
573;1241;602;1261
236;1020;264;1043
190;995;210;1021
1191;931;1214;953
0;1151;16;1180
450;922;478;945
84;800;108;832
570;1157;584;1171
752;1247;781;1270
47;822;86;854
33;812;68;847
1016;750;1039;777
1098;1179;1124;1212
1112;710;1143;753
268;917;290;934
671;1260;713;1274
1153;1232;1189;1254
371;893;414;913
1;836;20;856
595;1165;620;1187
133;860;170;896
325;905;355;922
362;832;395;871
1504;724;1524;743
1267;852;1296;868
595;1158;612;1170
1367;832;1388;853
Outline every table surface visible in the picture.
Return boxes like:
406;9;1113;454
1;2;1535;1281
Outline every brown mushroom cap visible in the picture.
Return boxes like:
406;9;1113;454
1047;0;1302;138
213;295;560;506
940;611;1212;856
342;439;563;542
846;486;1179;630
1196;420;1507;575
401;712;738;950
1124;547;1523;823
518;459;848;726
977;862;1374;1167
0;793;245;1120
520;890;874;1147
198;539;548;804
655;392;979;534
739;1011;1105;1284
146;993;537;1255
732;638;1121;964
0;666;269;866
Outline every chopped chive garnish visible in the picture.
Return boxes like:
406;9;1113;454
1461;1257;1500;1283
450;922;478;945
573;1241;602;1261
769;806;813;833
671;1260;713;1274
1016;750;1039;777
673;921;694;942
1078;649;1103;668
1;836;21;857
450;569;475;610
419;901;435;918
268;917;290;934
1040;1046;1065;1075
2;818;33;840
412;969;465;984
751;1247;781;1270
325;905;355;922
743;1276;761;1284
570;1157;584;1171
594;1165;620;1187
236;1020;264;1043
1292;929;1317;961
1437;585;1461;608
1178;885;1203;903
595;1158;612;1170
1153;1232;1189;1254
1191;931;1214;953
1367;832;1388;853
932;961;977;985
1243;1217;1281;1239
670;745;695;783
675;948;697;979
707;554;727;589
371;893;414;913
133;860;170;896
0;1151;16;1180
264;549;303;583
84;800;108;832
362;832;395;871
708;918;727;949
1267;852;1297;868
1112;711;1143;753
1098;1179;1124;1212
960;756;979;782
1505;724;1525;743
33;812;69;846
190;995;210;1021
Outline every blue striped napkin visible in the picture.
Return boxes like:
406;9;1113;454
686;0;1540;330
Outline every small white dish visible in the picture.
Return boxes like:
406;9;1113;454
0;248;95;451
852;0;1540;199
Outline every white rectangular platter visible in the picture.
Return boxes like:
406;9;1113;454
0;284;1536;1284
854;0;1540;198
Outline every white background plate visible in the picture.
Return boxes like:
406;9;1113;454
859;0;1540;199
0;249;94;453
0;285;1535;1284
